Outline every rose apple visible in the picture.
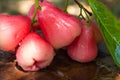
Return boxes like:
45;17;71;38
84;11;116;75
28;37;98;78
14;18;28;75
16;32;54;71
0;15;31;51
67;21;98;63
28;1;82;49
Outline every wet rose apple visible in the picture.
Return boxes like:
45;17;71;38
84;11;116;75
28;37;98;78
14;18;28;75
0;14;31;51
67;21;98;63
16;32;54;71
29;1;82;49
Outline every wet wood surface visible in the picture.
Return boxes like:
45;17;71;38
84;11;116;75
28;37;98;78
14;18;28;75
0;47;120;80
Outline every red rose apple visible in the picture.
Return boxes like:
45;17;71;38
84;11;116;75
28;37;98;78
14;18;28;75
29;1;82;49
0;14;31;51
67;21;98;63
16;32;54;71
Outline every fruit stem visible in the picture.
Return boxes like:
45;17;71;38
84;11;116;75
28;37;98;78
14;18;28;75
31;0;41;26
79;8;85;20
73;0;91;27
73;0;92;16
64;0;69;13
84;10;91;27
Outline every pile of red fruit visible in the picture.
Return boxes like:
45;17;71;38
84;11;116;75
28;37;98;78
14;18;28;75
0;0;103;71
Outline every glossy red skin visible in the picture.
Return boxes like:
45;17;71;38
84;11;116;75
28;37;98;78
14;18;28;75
16;32;54;71
91;21;103;44
0;15;31;51
67;21;98;63
29;1;82;49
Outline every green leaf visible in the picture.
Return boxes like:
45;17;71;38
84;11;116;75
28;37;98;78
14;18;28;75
88;0;120;67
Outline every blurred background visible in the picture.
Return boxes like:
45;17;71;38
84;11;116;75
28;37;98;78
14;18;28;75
0;0;120;18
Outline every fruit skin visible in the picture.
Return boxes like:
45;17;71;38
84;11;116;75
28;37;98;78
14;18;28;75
91;21;103;44
67;21;98;63
16;32;54;71
0;15;31;51
29;1;82;49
